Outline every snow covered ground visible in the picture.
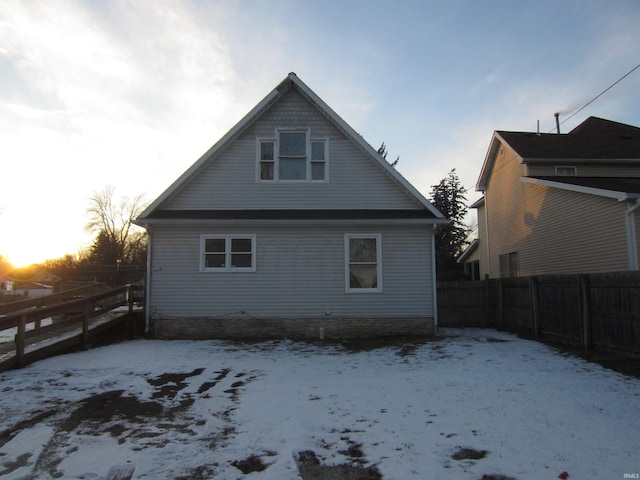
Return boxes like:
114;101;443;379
0;328;638;480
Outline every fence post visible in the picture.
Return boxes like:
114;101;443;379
497;279;504;330
529;277;540;339
127;285;134;314
484;279;490;327
82;300;90;350
579;274;592;350
126;285;135;338
16;315;26;367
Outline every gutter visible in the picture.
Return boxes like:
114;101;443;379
625;198;640;270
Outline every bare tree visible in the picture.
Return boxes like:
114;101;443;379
85;186;147;270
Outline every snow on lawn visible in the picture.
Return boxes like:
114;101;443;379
0;328;639;480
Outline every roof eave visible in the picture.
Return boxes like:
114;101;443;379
520;176;630;201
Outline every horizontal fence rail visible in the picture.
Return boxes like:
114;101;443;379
0;284;144;370
438;272;640;356
0;284;106;315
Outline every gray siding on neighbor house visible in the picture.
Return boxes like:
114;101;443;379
148;223;435;320
518;186;629;275
526;164;640;177
163;89;421;211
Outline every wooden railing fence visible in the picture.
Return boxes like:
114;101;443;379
0;284;107;315
438;271;640;355
0;284;144;368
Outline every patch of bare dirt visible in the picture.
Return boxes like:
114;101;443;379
452;447;488;461
294;450;382;480
231;451;277;474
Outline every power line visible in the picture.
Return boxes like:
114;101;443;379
558;62;640;129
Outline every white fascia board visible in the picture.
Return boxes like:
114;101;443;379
523;157;640;165
138;217;450;227
476;132;520;192
288;74;445;219
520;176;628;201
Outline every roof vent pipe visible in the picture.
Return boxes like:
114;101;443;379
554;112;560;134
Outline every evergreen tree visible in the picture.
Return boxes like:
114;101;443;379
429;169;470;279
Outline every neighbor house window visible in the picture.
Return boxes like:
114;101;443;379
499;251;519;278
200;235;256;272
257;130;327;182
345;234;382;292
555;166;577;176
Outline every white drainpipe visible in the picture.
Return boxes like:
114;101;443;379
431;224;438;331
625;198;640;270
144;225;152;332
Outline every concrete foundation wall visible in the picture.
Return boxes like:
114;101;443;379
150;316;435;340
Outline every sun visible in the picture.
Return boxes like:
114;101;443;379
2;235;77;269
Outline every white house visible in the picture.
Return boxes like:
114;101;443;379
135;73;447;339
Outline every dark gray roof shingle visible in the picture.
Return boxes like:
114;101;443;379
498;117;640;160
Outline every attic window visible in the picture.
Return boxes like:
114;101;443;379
258;130;327;182
555;166;576;176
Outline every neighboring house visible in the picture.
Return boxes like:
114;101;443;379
135;73;447;339
465;116;640;279
0;273;15;299
12;281;53;298
457;238;480;280
28;270;62;287
1;270;61;299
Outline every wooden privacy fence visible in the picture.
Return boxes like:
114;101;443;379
0;284;144;370
438;271;640;355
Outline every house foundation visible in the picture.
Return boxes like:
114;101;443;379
150;316;435;340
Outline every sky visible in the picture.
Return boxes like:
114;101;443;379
1;0;640;267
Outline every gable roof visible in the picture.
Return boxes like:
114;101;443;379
477;117;640;191
138;73;445;221
457;238;479;263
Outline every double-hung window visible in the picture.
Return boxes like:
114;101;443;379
258;130;327;182
499;251;519;278
201;235;256;272
345;234;382;292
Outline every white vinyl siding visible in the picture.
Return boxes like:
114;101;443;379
149;224;434;319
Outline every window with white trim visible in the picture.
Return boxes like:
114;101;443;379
258;130;327;182
499;251;519;278
345;234;382;292
200;235;256;272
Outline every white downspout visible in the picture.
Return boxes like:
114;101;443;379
144;225;152;333
483;195;491;278
625;199;640;270
431;224;438;332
